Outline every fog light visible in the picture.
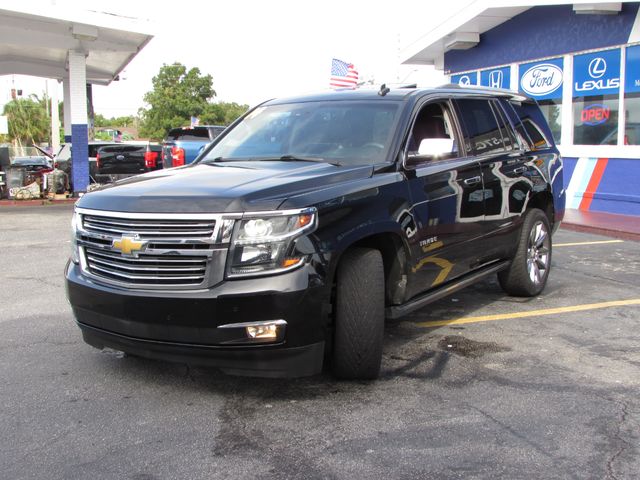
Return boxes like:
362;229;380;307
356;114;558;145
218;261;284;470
247;324;278;339
218;319;287;344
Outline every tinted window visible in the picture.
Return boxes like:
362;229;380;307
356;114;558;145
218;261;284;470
508;100;552;150
99;145;140;153
490;101;516;151
167;128;211;141
408;102;460;161
209;127;226;139
89;144;118;157
454;99;507;155
12;157;50;167
500;99;533;149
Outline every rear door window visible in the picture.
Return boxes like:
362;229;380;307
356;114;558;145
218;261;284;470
490;100;517;151
454;98;507;155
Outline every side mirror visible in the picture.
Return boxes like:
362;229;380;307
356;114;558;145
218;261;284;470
407;138;456;165
418;138;454;156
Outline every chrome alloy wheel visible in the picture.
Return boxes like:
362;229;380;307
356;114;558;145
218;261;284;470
527;221;550;285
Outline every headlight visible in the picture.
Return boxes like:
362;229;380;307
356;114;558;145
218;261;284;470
227;208;317;277
70;210;80;264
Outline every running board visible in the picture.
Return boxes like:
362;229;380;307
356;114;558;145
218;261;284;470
385;260;510;320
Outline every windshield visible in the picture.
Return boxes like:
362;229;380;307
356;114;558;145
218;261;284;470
201;100;400;165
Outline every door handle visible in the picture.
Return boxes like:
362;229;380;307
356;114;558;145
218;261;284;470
464;176;481;186
513;166;527;174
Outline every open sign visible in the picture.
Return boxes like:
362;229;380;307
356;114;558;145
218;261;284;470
581;104;610;126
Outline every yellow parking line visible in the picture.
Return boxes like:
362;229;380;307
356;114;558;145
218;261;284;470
415;299;640;328
555;240;624;247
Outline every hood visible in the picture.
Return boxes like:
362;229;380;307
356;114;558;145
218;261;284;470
77;161;374;213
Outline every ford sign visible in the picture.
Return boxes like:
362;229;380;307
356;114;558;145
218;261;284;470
520;63;563;97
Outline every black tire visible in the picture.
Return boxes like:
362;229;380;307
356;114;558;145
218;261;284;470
332;248;385;380
498;208;552;297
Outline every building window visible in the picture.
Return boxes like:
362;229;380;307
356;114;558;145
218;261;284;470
572;48;621;145
518;58;564;144
623;94;640;145
537;100;562;144
624;44;640;145
573;96;619;145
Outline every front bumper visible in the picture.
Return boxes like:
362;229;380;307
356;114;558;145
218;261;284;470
66;261;329;377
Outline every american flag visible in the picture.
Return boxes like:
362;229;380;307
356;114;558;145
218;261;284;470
330;58;359;89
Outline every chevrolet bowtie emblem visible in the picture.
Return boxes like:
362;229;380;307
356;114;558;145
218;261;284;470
112;236;146;256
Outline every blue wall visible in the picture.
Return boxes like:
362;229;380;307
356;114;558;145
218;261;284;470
563;157;640;216
71;124;89;193
446;4;639;73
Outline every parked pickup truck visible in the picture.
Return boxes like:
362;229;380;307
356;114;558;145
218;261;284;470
95;143;163;182
53;141;121;188
67;86;565;380
162;125;226;168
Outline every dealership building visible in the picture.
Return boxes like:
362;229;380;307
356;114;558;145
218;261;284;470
403;0;640;217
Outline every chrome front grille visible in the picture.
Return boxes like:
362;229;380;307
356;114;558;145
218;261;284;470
82;214;217;238
76;209;231;289
84;247;208;285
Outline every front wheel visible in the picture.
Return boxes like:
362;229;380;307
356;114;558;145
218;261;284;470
332;248;385;379
498;208;552;297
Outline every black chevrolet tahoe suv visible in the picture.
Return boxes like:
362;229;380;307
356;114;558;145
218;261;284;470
66;86;565;379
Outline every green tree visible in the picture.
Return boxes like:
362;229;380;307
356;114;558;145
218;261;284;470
139;63;215;140
201;102;249;126
2;95;50;146
95;113;136;128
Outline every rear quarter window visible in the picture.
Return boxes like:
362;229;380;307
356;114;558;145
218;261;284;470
507;101;553;150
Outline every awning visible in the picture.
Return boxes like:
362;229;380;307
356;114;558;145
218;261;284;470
0;5;153;85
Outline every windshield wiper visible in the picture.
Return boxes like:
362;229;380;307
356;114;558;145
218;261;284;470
277;155;340;166
201;156;232;163
202;155;341;166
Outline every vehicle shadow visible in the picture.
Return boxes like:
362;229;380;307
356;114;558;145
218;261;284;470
96;275;535;401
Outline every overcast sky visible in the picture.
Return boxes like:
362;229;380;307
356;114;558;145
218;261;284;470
1;0;475;117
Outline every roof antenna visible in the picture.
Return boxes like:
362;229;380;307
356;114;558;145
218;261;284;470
378;83;390;96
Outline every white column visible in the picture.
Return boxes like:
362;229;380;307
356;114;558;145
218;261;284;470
50;79;60;152
63;75;71;142
68;51;87;125
68;50;89;192
560;54;574;147
510;64;518;91
618;47;626;146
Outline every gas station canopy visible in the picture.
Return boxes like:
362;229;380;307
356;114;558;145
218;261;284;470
401;1;629;69
0;5;153;84
0;4;153;193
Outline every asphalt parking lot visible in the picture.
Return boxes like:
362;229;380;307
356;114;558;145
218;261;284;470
1;204;638;480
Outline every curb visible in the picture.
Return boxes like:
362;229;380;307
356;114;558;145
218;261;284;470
0;198;77;207
560;222;640;242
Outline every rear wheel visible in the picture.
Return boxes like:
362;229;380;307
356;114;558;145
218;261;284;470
498;208;552;297
332;248;385;379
